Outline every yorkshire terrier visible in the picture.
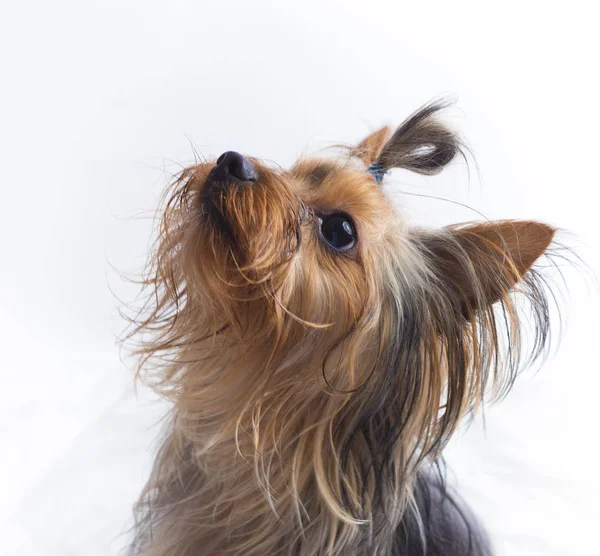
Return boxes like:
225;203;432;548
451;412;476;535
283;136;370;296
128;101;557;555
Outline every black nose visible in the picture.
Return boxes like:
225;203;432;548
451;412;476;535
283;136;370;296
209;151;257;184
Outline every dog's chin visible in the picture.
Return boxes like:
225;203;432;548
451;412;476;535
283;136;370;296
199;176;253;242
200;195;237;241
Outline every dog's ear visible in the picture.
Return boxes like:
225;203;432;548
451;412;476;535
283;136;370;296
353;125;392;166
370;100;463;176
418;220;555;316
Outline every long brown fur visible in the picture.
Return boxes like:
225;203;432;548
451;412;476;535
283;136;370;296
125;101;558;555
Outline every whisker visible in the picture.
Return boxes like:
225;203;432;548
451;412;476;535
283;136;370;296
394;189;491;222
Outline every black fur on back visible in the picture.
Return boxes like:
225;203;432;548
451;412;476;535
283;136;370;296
393;463;492;556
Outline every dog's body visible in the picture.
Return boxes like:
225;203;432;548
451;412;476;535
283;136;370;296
394;469;491;555
132;450;491;555
128;102;555;555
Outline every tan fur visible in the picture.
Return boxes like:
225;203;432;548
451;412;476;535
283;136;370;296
126;103;556;555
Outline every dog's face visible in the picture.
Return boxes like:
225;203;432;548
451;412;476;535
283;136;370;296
178;153;393;350
135;103;556;528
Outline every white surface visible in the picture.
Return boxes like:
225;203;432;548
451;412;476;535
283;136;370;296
1;1;599;554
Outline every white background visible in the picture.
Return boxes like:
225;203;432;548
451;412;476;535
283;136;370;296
1;1;599;554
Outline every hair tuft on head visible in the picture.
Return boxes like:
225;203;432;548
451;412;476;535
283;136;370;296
377;99;465;175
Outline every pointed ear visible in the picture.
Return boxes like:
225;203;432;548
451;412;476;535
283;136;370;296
419;221;556;315
352;125;392;166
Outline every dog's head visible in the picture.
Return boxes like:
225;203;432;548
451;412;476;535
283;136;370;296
133;101;556;529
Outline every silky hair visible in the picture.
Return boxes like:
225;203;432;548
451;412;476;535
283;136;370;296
125;101;559;555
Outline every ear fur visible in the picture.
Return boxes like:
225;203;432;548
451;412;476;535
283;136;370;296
418;220;556;315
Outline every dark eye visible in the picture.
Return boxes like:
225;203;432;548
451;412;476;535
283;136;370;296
319;213;356;251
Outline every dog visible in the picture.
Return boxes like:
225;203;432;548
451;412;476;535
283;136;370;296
127;101;557;555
